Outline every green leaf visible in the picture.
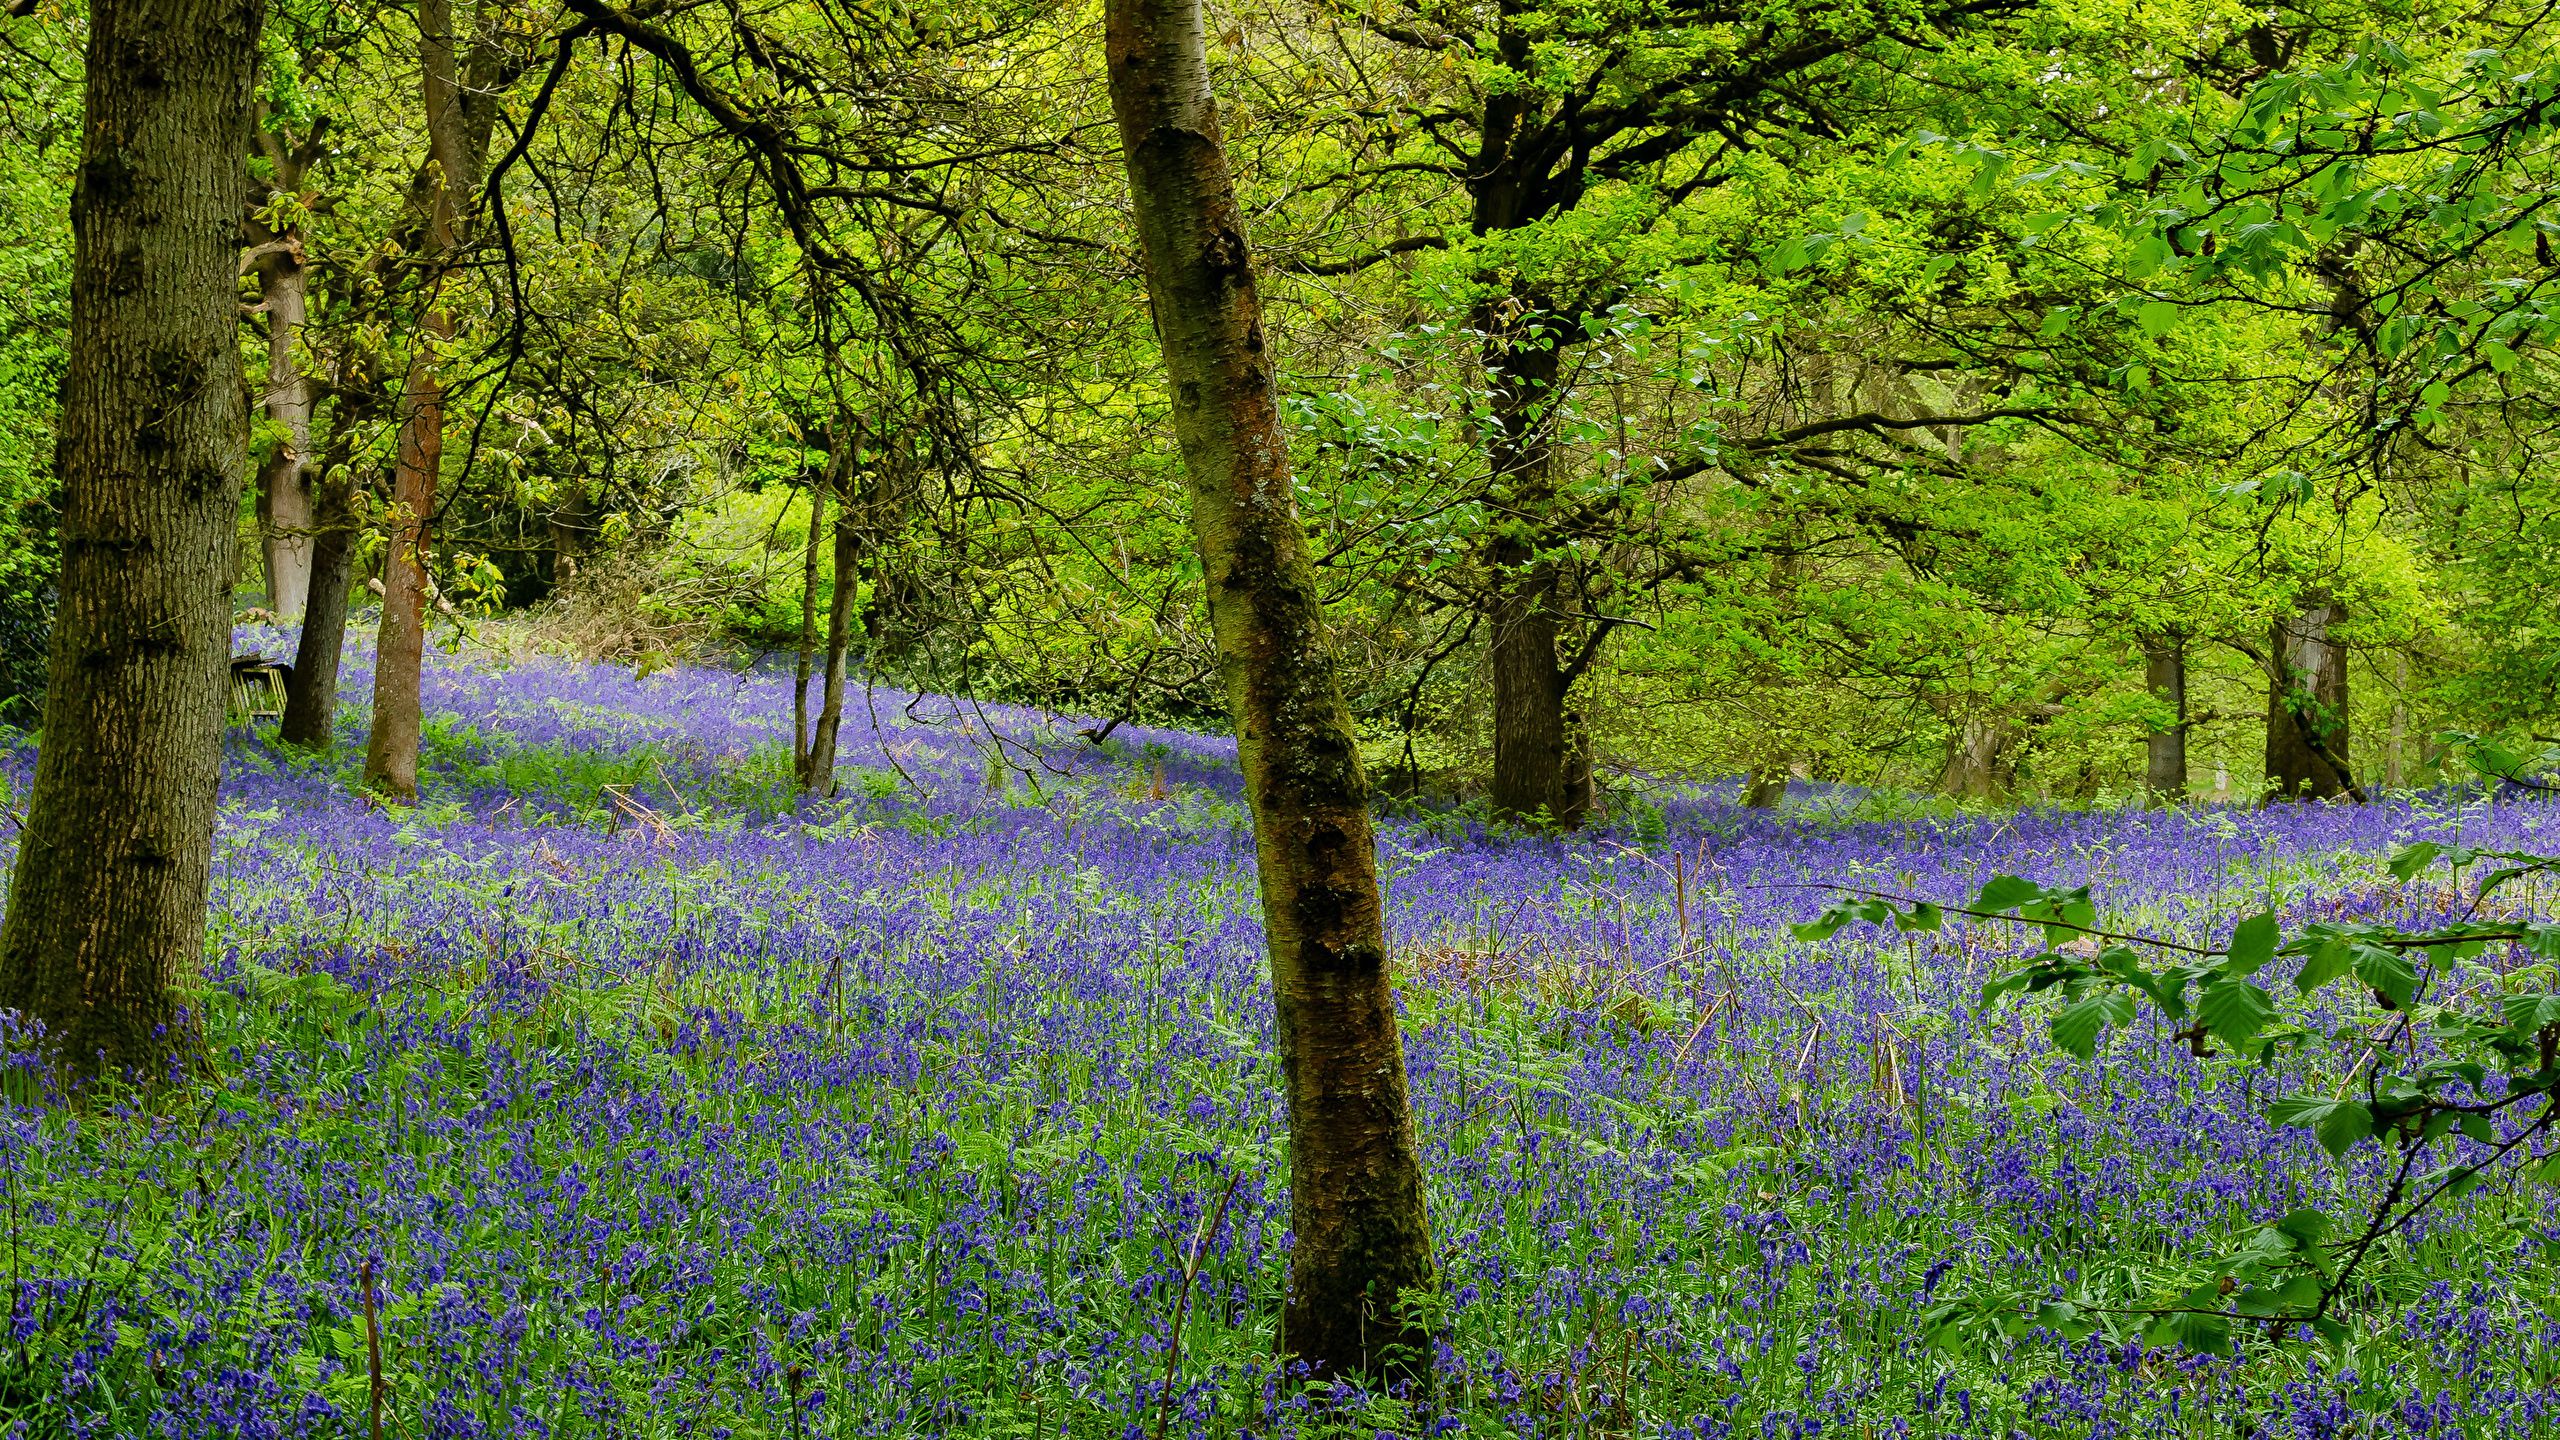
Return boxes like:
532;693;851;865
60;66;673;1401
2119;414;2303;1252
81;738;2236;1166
2387;841;2443;881
2225;911;2280;976
2051;991;2134;1059
1791;907;1849;941
2500;993;2560;1031
2272;1208;2333;1246
2137;300;2179;338
2199;977;2275;1050
2172;1310;2233;1356
1973;875;2042;912
1894;901;1945;933
2355;944;2419;1009
2295;939;2351;995
2270;1096;2374;1157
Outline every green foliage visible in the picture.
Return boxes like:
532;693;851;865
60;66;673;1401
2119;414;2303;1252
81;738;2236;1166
1801;838;2560;1352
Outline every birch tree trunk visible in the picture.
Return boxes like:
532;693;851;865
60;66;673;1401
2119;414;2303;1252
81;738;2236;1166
0;0;265;1084
1105;0;1435;1379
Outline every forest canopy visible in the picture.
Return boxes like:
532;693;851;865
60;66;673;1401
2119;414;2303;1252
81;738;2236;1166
1;0;2555;813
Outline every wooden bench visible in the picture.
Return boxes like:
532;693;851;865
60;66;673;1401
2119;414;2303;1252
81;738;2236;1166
228;655;291;724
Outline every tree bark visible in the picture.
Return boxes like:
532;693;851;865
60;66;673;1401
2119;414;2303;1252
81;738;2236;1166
2143;631;2187;805
792;464;827;787
1105;0;1435;1381
363;0;494;799
251;246;316;617
1743;769;1789;808
279;467;357;747
0;0;265;1085
2265;600;2358;802
803;438;857;795
362;341;441;799
1483;334;1577;827
1939;713;2010;802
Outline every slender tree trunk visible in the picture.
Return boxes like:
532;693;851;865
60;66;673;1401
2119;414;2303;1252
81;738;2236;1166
0;0;265;1085
364;0;478;800
804;448;858;795
2386;654;2407;790
792;465;827;786
279;468;357;747
1482;335;1575;827
1106;0;1435;1380
2143;631;2187;805
253;249;317;618
2265;600;2359;802
363;346;441;798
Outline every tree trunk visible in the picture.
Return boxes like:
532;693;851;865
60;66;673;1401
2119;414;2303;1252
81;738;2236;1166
1105;0;1435;1382
547;484;591;587
1743;769;1789;808
252;247;316;618
363;344;441;799
1939;714;2010;802
279;467;357;747
803;445;857;795
792;466;826;788
1483;336;1576;827
0;0;265;1085
2265;600;2358;802
2143;631;2187;805
363;0;483;800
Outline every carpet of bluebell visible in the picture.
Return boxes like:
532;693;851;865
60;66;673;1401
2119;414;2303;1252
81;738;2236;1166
4;631;2556;1438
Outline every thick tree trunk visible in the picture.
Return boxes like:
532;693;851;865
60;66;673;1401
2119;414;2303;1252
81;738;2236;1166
2265;600;2357;801
1105;0;1435;1381
803;452;857;795
252;250;316;617
1483;337;1577;826
2143;631;2187;804
0;0;264;1084
1939;714;2010;802
279;468;357;747
548;484;592;586
1743;769;1789;808
792;468;826;787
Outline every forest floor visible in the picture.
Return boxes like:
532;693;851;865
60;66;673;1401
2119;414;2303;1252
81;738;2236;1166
2;632;2555;1437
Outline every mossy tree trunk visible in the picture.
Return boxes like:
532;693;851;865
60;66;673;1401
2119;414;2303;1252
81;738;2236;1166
2143;631;2187;805
0;0;265;1084
1104;0;1435;1380
2265;600;2359;802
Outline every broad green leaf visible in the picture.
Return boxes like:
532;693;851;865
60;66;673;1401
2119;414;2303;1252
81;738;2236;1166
2172;1310;2233;1356
2225;910;2280;976
2387;842;2443;881
2199;977;2275;1050
1973;875;2042;912
2270;1096;2374;1157
2354;944;2419;1009
2295;938;2351;994
2050;991;2134;1059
